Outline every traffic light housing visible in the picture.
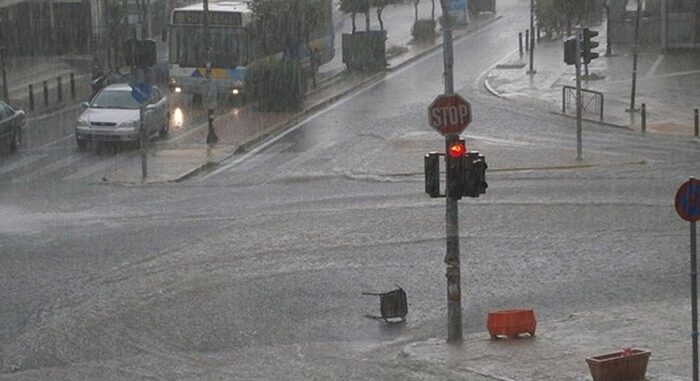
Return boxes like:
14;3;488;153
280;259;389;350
424;152;440;198
582;28;600;64
564;37;577;66
464;151;488;198
446;139;466;200
124;39;157;67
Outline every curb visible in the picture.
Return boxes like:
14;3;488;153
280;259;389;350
551;111;631;130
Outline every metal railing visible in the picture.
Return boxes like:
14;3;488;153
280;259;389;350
562;85;604;122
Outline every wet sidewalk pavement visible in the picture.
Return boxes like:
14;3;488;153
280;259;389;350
402;300;692;380
103;11;501;185
485;22;700;138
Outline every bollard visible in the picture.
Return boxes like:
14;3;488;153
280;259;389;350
57;76;63;103
70;73;76;99
695;108;699;138
641;103;647;134
518;32;524;56
525;29;530;51
28;84;34;112
43;80;48;107
537;26;541;42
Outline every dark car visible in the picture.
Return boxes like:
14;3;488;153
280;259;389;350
0;100;26;153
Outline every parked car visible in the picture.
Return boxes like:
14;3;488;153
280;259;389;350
75;84;170;150
0;100;26;153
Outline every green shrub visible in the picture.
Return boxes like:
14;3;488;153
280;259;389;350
412;19;437;42
245;59;309;112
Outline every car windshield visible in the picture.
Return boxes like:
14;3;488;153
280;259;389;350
90;90;139;109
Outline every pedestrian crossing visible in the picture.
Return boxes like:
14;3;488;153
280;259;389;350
0;147;134;186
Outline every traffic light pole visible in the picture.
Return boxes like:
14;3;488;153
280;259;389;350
575;29;583;161
628;0;642;113
528;0;536;75
440;0;463;344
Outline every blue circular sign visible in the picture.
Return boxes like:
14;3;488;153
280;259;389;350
675;179;700;222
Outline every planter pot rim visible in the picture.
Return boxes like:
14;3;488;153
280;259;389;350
586;349;651;363
488;309;534;315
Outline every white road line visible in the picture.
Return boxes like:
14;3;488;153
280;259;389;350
62;156;127;181
18;154;85;183
646;54;664;79
0;153;46;176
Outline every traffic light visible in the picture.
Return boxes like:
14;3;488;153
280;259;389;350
463;151;488;198
124;39;157;67
564;37;577;66
446;139;466;200
424;152;440;198
582;28;600;64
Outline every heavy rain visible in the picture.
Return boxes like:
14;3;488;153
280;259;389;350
1;0;700;379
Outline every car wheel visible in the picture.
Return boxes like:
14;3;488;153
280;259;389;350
9;127;21;153
76;138;87;151
159;113;170;138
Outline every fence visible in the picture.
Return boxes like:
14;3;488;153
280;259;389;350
562;86;604;122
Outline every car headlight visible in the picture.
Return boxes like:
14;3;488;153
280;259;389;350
77;119;90;127
119;120;139;129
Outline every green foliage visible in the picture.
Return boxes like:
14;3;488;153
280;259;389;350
245;60;310;112
411;19;437;42
250;0;326;56
535;0;598;38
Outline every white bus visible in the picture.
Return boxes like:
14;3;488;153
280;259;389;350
168;0;335;102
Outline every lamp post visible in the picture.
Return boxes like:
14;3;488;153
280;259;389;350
203;0;219;144
528;0;536;74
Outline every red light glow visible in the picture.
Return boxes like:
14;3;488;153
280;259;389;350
448;142;466;158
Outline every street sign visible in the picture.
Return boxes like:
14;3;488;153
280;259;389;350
428;94;472;136
675;178;700;222
130;82;151;105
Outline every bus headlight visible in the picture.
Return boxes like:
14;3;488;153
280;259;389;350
231;88;240;95
174;87;182;93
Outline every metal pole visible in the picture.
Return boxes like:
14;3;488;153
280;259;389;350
694;108;698;138
576;29;583;161
28;84;34;112
440;0;462;344
42;81;48;107
528;0;536;74
203;0;219;145
140;101;147;179
605;0;612;56
641;103;646;134
0;46;8;101
692;218;698;381
519;32;523;56
629;0;641;112
525;29;529;51
70;73;76;99
57;76;63;103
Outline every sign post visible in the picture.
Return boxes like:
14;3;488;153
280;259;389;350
675;177;700;381
131;82;151;180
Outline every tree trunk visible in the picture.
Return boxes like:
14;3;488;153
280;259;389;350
431;0;435;21
377;7;384;31
351;12;356;34
414;0;419;22
365;10;370;31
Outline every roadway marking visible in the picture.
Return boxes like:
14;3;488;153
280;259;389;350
62;155;128;181
18;154;85;183
0;153;46;176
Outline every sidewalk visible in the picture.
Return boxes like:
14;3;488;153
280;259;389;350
484;23;700;137
3;54;92;117
103;10;501;185
402;300;691;380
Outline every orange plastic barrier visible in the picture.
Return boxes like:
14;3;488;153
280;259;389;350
487;309;536;339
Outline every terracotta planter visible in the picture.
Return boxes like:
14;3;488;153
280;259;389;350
586;349;651;381
487;309;536;339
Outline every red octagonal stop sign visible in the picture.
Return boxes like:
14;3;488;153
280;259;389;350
428;94;472;136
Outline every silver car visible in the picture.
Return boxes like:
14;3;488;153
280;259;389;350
75;83;170;149
0;100;26;153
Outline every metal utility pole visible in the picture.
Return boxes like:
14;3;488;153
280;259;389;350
132;27;148;180
605;0;612;56
203;0;219;144
439;0;462;344
628;0;641;112
692;217;698;381
0;46;8;101
575;29;583;161
528;0;536;74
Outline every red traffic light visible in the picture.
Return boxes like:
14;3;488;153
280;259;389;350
448;141;466;158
